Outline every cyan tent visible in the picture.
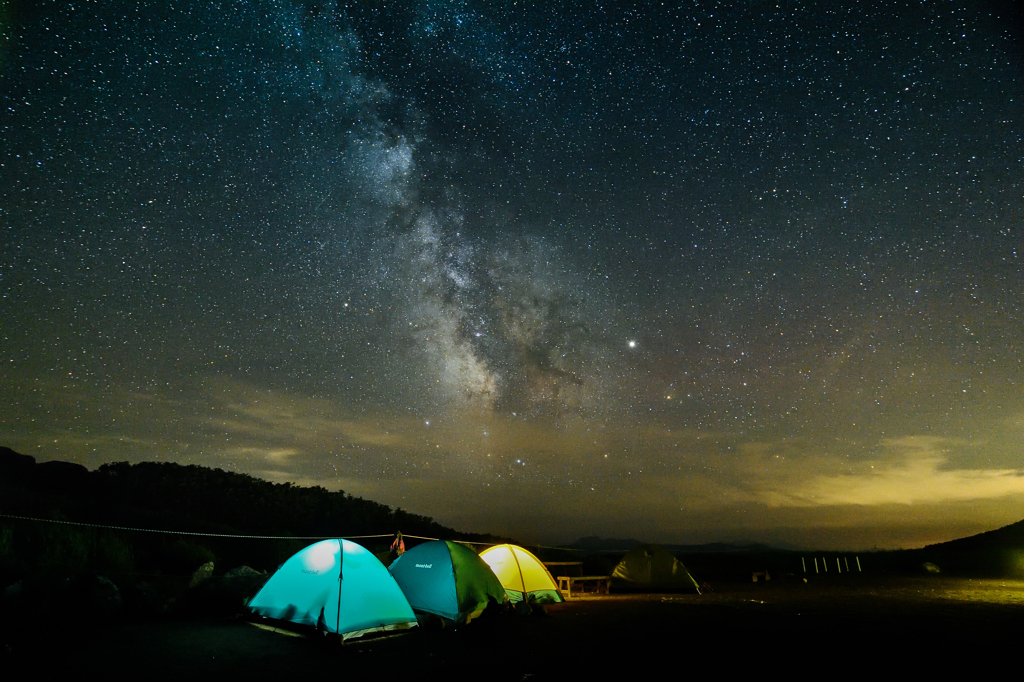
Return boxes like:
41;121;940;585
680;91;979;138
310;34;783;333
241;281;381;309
479;544;564;604
248;539;417;640
388;540;506;623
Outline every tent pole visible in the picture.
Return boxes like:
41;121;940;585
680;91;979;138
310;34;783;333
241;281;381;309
508;544;527;603
342;536;350;638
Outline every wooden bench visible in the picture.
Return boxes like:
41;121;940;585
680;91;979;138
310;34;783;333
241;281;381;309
557;575;610;598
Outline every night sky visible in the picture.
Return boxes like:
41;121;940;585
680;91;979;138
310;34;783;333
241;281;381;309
3;1;1022;549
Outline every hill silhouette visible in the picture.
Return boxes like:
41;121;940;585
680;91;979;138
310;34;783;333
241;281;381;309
5;446;1024;581
0;446;501;584
913;517;1024;576
925;518;1024;552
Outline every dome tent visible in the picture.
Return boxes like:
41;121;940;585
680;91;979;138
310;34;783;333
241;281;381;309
248;539;417;640
610;544;701;593
388;540;507;623
479;544;564;604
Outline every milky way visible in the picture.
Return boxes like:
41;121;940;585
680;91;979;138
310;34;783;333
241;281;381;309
2;1;1022;548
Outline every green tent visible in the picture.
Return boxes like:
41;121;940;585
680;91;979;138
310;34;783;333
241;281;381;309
248;539;417;640
388;540;507;623
610;544;701;593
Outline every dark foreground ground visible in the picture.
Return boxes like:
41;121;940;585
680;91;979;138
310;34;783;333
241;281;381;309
7;575;1024;679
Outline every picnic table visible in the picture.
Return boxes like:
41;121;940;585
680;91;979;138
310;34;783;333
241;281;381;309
556;575;610;598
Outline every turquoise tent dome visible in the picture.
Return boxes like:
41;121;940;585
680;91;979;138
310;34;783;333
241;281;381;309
248;539;417;640
388;540;507;624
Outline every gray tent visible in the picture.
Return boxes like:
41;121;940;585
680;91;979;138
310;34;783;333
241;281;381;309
610;544;700;593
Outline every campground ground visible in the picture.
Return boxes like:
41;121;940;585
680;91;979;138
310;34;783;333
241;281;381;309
7;575;1023;678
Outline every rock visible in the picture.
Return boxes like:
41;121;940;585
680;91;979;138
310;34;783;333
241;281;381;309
2;581;25;608
121;580;175;616
223;566;261;578
415;612;446;629
83;575;122;620
189;561;215;587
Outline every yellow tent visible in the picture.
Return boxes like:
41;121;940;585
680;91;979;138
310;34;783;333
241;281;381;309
479;544;564;604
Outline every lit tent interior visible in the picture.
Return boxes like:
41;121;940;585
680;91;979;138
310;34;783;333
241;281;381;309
248;539;418;639
479;543;564;604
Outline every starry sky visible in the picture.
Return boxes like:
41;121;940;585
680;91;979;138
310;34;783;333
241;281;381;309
2;1;1022;549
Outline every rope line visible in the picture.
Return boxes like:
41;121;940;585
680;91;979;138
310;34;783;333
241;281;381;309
528;543;585;552
0;514;391;541
0;514;579;551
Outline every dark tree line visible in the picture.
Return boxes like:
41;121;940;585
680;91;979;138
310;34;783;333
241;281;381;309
0;446;503;583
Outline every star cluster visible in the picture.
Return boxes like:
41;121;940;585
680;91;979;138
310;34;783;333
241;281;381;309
2;1;1022;548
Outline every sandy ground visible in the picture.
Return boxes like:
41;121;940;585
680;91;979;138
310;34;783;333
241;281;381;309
8;576;1024;679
